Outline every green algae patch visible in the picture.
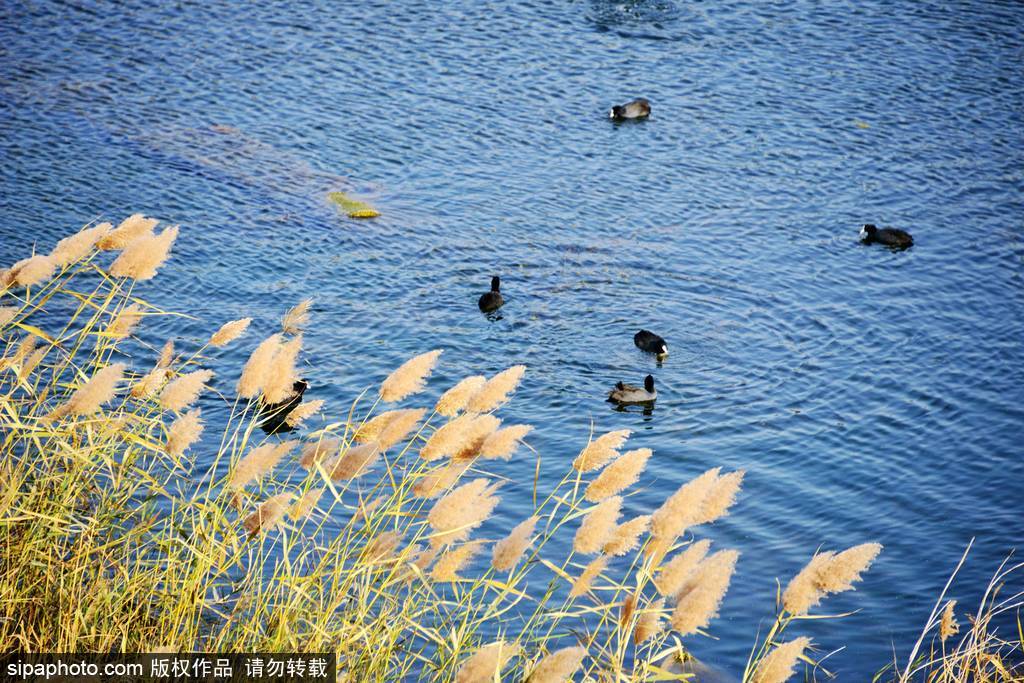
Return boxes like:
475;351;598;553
328;192;380;218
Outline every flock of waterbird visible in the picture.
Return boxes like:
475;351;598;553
476;97;916;412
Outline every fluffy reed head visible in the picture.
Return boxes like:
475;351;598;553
634;598;666;645
157;339;175;368
278;399;320;428
131;367;170;399
431;541;486;582
455;641;521;683
108;225;178;281
573;495;622;555
603;515;651;556
230;440;296;489
584;447;652;502
412;459;471;498
242;493;293;535
289;487;324;521
237;334;282;398
752;637;811;683
380;349;442;403
376;408;426;451
465;365;525;413
209;317;251;347
60;362;125;416
569;554;609;598
781;542;882;616
97;214;157;250
51;222;111;266
453;414;501;459
649;467;721;554
354;410;403;444
165;409;203;457
655;539;712;597
427;478;501;547
107;303;144;340
479;424;532;460
262;334;302;404
281;298;312;335
527;646;586;683
9;254;57;288
159;369;214;412
420;413;496;461
492;515;539;572
363;530;404;564
299;437;341;469
694;469;746;525
0;306;17;328
572;429;631;472
435;375;486;417
326;442;381;481
669;549;739;636
940;600;959;642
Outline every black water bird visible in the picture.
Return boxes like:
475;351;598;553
609;98;651;121
634;329;668;356
860;224;913;249
478;276;504;312
608;374;657;404
259;379;308;434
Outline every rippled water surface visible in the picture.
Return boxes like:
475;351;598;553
2;0;1023;677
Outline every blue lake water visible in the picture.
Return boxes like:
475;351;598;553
2;0;1023;677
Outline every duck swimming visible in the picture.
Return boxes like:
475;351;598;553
608;374;657;404
609;98;651;121
860;224;913;249
478;276;504;312
634;329;668;356
259;379;308;434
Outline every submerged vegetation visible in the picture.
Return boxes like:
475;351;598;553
0;216;1020;681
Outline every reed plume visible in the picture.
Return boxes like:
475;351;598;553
354;410;403;443
427;478;501;547
262;334;302;403
603;515;651;556
569;554;609;598
209;317;251;347
57;362;125;416
380;349;442;403
165;409;203;457
634;598;666;644
435;375;486;417
230;441;296;489
107;303;144;340
431;541;486;581
655;539;711;597
363;530;404;563
649;467;721;556
281;298;312;335
419;413;472;461
376;408;426;450
159;368;214;412
492;515;539;572
572;429;631;472
455;641;521;683
479;424;532;460
19;346;47;381
669;549;739;636
109;225;178;281
237;334;282;398
97;214;157;250
527;646;586;683
0;307;17;328
465;365;525;413
10;254;57;287
782;542;882;615
453;414;501;459
584;447;652;502
131;367;170;399
939;599;959;642
289;487;324;521
299;437;341;469
285;399;323;428
51;222;111;266
242;493;292;535
573;495;622;555
751;637;811;683
355;495;385;522
694;469;745;525
157;339;175;368
326;442;381;480
412;459;471;498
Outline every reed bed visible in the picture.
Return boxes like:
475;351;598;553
0;217;1020;681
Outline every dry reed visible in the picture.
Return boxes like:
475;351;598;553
431;541;486;582
427;478;501;547
109;225;178;280
159;368;214;412
634;598;666;644
570;555;609;598
242;493;293;535
584;447;652;502
262;334;302;404
573;429;631;472
165;409;203;457
282;298;312;335
939;600;959;642
574;496;622;555
57;362;125;416
603;515;651;556
435;375;486;417
455;641;521;683
375;408;426;450
465;365;526;413
492;515;539;572
209;317;251;347
752;637;811;683
380;349;442;403
231;441;296;489
237;334;281;398
326;443;381;480
655;539;712;597
527;646;587;683
782;542;882;616
107;303;144;340
285;399;323;428
478;424;533;460
97;214;157;250
52;222;111;266
289;487;324;521
669;549;739;636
